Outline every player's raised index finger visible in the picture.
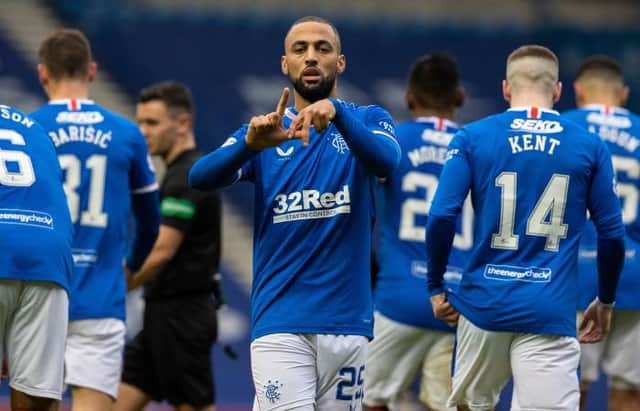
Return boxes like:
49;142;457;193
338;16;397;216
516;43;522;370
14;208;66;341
276;87;290;117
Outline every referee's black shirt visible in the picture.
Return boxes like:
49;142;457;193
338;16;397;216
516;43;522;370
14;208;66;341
144;149;221;300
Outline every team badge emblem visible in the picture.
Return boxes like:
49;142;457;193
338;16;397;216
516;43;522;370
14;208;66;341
331;132;349;154
264;380;283;403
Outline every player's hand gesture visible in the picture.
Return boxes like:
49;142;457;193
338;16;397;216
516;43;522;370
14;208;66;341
430;292;459;327
245;88;291;151
578;297;613;343
288;98;336;146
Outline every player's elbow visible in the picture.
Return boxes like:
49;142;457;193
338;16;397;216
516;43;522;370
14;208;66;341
189;159;236;190
371;142;401;177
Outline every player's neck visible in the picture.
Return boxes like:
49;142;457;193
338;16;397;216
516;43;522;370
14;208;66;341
509;94;554;110
292;89;338;111
165;135;196;165
46;80;90;101
579;95;623;109
412;107;454;120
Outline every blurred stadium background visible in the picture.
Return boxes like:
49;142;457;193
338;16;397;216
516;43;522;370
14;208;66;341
0;0;638;409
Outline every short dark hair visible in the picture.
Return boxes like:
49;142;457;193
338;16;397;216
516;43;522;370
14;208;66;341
286;16;342;53
408;53;461;110
576;55;624;83
138;81;194;115
38;28;92;80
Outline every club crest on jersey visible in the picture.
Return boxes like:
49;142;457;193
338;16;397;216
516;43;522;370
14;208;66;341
331;132;350;154
272;185;351;224
264;380;283;403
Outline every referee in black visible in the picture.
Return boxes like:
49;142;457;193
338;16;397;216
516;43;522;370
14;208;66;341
115;82;222;411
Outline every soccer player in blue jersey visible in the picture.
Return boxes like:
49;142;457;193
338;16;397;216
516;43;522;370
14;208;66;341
363;54;466;411
189;16;400;411
31;29;160;411
425;45;626;410
563;56;640;411
0;105;73;410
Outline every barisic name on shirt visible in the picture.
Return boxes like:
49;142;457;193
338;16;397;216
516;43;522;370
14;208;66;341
48;125;112;149
272;185;351;224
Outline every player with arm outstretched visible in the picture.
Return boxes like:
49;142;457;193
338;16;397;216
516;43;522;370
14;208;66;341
31;28;160;411
189;16;400;411
426;45;625;411
563;55;640;411
363;53;467;411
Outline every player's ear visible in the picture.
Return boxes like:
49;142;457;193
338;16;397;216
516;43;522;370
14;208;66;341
336;54;346;75
281;55;288;76
177;112;192;134
88;61;98;82
502;80;511;103
620;85;630;107
37;63;48;86
552;81;562;104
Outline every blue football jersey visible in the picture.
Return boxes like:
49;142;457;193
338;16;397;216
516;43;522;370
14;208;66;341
225;103;397;340
0;105;73;289
430;107;624;337
563;104;640;310
376;117;471;331
31;99;158;321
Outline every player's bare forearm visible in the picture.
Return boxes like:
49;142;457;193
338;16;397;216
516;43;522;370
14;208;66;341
128;225;183;291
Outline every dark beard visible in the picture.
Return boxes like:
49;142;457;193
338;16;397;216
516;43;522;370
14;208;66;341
290;72;336;103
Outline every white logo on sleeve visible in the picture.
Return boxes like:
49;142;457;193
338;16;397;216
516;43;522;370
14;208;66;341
221;137;237;147
378;120;395;134
272;185;351;223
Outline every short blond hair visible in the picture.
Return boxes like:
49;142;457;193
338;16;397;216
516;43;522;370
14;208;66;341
506;45;559;95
